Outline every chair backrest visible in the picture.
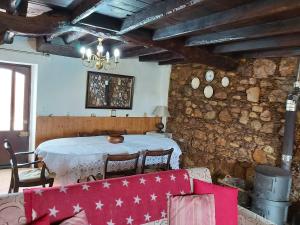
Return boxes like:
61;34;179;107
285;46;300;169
103;152;140;179
3;140;19;181
141;148;174;174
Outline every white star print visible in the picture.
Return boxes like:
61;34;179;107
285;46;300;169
59;186;68;193
126;216;134;224
180;190;186;195
116;198;123;207
122;179;129;187
170;174;176;181
155;176;162;183
82;184;90;191
96;201;104;210
150;193;157;201
166;192;172;199
107;219;115;225
161;210;167;218
134;195;141;204
73;203;82;213
139;177;146;185
32;209;37;220
49;206;59;217
103;181;111;189
34;189;43;196
144;213;151;222
184;173;189;180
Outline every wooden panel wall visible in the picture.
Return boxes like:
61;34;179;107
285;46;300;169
35;116;160;147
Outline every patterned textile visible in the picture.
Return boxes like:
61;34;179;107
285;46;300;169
59;211;89;225
168;195;216;225
0;193;26;225
24;170;191;225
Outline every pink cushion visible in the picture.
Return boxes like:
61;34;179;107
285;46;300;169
59;211;89;225
168;194;216;225
29;214;50;225
193;179;238;225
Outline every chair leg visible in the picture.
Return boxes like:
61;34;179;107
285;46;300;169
49;178;54;187
13;185;19;193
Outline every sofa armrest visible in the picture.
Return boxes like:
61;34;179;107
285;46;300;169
238;206;275;225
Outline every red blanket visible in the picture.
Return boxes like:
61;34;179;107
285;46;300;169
24;169;190;225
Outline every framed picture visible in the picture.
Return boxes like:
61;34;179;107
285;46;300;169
85;71;135;109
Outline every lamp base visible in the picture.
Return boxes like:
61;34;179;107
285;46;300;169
156;122;164;133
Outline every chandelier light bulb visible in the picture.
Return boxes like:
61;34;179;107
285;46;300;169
86;48;92;60
114;48;120;63
97;45;104;54
80;47;86;58
106;51;110;62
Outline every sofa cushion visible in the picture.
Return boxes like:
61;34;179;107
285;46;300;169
168;194;216;225
193;179;238;225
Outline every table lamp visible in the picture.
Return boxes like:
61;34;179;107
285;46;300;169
152;106;170;133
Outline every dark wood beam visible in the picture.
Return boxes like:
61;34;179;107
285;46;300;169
118;0;207;35
121;46;166;58
153;0;300;41
0;11;69;35
36;37;81;58
242;48;300;58
124;30;238;70
214;34;300;53
79;14;122;32
139;51;182;62
186;17;300;46
71;0;104;24
158;58;186;65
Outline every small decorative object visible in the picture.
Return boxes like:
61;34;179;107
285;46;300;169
153;106;170;133
221;77;230;87
191;77;200;89
80;38;120;70
204;85;214;98
86;72;134;109
111;109;116;117
205;70;214;82
107;134;124;144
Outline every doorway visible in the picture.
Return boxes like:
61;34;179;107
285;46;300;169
0;62;31;168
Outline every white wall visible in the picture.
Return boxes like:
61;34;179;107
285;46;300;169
0;37;171;117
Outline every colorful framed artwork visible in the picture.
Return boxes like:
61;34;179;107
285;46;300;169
85;71;135;109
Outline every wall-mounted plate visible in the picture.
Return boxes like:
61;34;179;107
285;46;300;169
191;77;200;89
205;70;214;82
221;77;230;87
204;85;214;98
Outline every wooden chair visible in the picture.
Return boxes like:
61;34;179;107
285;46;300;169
3;140;54;193
103;152;140;179
141;148;174;174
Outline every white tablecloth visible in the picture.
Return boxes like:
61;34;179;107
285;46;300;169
36;135;182;184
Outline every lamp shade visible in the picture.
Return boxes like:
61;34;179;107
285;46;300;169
152;106;170;117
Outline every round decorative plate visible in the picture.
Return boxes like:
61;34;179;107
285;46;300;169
221;77;230;87
204;85;214;98
191;77;200;89
205;70;214;82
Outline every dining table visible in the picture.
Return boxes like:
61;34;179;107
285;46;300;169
36;134;182;185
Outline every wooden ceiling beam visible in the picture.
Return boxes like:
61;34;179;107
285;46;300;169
71;0;104;24
64;32;86;44
118;0;208;35
121;46;166;58
242;48;300;58
0;11;69;35
36;37;81;58
158;58;186;65
214;34;300;53
186;17;300;46
139;51;182;62
124;30;238;70
153;0;300;41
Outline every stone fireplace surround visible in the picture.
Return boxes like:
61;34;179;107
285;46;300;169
166;57;300;202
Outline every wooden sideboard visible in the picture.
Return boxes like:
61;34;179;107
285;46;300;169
35;116;160;147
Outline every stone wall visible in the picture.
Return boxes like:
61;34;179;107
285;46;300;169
166;57;300;202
